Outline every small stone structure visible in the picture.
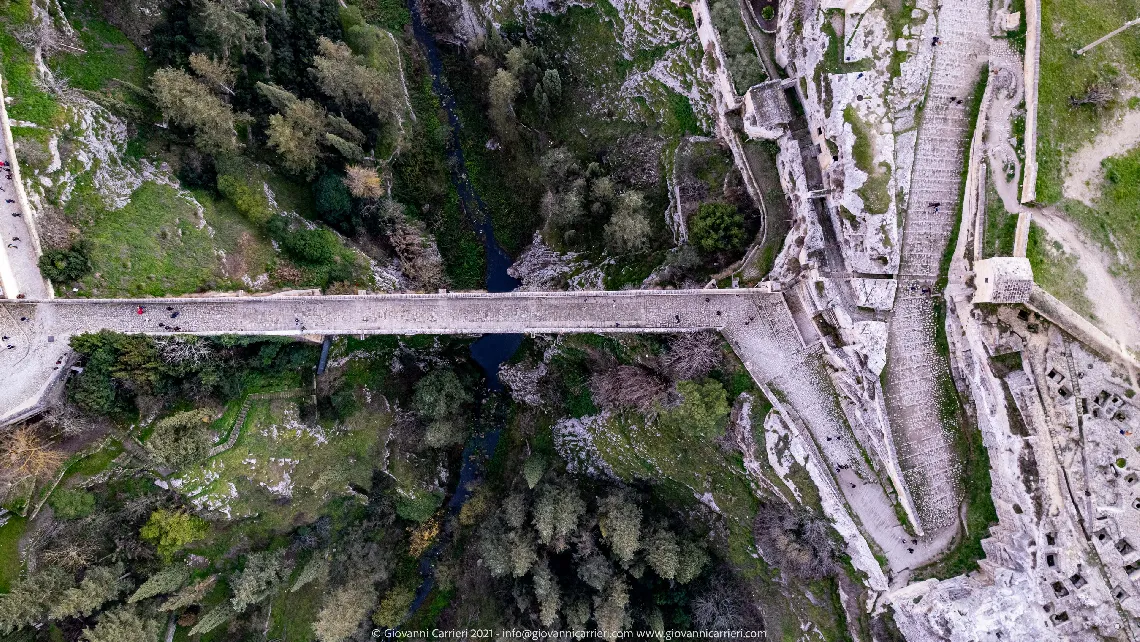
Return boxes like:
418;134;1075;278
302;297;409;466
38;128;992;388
820;0;875;12
973;257;1033;303
742;80;792;139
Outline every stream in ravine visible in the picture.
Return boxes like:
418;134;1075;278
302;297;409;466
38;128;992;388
405;0;522;615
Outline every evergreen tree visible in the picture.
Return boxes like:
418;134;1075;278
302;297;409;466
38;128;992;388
188;603;233;636
503;493;528;529
230;550;290;612
604;191;652;254
599;492;642;565
542;69;562;101
151;68;237;154
311;37;399;117
533;85;550;120
532;480;585;546
372;585;414;630
479;522;513;577
593;578;630;635
413;370;471;422
0;567;73;634
564;598;591;631
267;100;328;178
488;69;521;143
315;172;358;233
644;529;680;580
159;575;217;612
532;560;561;627
674;541;709;584
689;202;746;254
80;606;160;642
510;530;538;577
50;564;131;620
291;556;330;592
576;553;613;591
523;454;547;489
129;567;188;604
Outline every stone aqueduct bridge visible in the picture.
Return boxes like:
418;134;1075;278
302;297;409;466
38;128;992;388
0;289;923;575
2;291;793;423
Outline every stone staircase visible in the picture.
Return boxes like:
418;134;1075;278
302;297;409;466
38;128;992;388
208;388;310;457
885;0;992;532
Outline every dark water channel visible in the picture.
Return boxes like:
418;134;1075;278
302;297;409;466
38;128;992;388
405;0;522;615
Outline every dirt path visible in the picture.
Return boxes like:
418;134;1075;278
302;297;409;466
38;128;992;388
1062;101;1140;207
1033;208;1140;350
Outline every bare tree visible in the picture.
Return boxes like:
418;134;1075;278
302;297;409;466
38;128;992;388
345;166;385;199
1069;83;1114;108
41;538;99;571
753;503;838;580
153;336;215;367
1;426;65;484
691;584;742;631
662;331;724;381
590;365;666;412
42;403;96;439
388;219;446;290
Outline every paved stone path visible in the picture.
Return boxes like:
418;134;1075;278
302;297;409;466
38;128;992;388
886;0;990;532
0;131;47;300
0;74;49;300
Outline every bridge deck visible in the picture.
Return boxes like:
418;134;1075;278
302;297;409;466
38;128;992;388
0;290;773;422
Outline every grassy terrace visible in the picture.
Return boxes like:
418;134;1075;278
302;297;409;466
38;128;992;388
0;515;26;592
1025;222;1094;317
1;0;61;127
1057;147;1140;295
1037;0;1140;205
981;171;1016;259
164;395;385;535
845;106;892;215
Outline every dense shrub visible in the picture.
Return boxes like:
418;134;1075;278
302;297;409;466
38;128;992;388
49;488;96;520
140;509;209;561
38;243;92;283
217;175;273;226
314;172;357;233
395;491;443;522
690;202;746;254
282;228;339;265
658;379;730;438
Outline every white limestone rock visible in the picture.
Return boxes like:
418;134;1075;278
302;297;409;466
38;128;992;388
848;320;888;375
850;277;897;310
889;574;1053;642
